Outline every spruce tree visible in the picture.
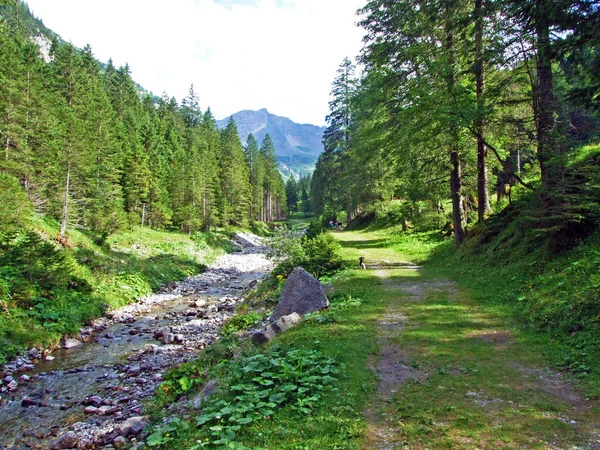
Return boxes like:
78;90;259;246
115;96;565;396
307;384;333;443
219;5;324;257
219;118;250;226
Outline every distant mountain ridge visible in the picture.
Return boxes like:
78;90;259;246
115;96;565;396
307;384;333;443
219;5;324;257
217;109;325;179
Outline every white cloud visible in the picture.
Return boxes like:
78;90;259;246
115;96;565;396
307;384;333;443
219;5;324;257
25;0;365;125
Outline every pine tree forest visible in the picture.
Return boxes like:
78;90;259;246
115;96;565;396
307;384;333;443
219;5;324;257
312;0;600;245
0;1;287;239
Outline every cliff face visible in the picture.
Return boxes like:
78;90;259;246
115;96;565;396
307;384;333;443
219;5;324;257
217;108;325;178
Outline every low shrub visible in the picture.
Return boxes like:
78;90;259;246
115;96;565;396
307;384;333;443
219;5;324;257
147;348;339;448
221;312;263;336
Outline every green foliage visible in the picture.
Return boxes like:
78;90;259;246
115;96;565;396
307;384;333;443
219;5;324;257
148;348;338;449
0;173;33;232
301;233;342;279
157;360;210;404
221;312;263;337
268;229;342;280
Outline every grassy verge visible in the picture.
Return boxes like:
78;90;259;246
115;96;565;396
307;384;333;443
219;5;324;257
425;229;600;396
145;227;600;449
349;212;600;396
0;219;233;363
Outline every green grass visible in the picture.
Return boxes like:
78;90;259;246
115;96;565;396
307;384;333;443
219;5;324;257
285;212;314;231
427;228;600;396
146;226;600;449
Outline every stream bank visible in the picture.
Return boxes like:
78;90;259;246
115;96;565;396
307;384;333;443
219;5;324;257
0;233;273;449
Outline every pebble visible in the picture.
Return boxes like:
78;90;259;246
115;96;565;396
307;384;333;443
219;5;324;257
0;234;273;449
49;431;79;450
63;339;83;349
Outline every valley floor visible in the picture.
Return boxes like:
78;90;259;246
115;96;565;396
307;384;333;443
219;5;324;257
335;230;600;449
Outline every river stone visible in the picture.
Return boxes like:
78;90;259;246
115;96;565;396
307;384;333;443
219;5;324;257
50;431;79;449
113;435;128;448
118;416;148;437
234;232;263;247
252;313;303;346
85;395;103;407
271;267;329;320
63;338;83;349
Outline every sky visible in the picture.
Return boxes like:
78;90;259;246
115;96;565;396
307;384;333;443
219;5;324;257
24;0;366;126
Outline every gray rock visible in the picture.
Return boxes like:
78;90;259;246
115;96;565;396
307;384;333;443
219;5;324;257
21;397;37;407
234;232;263;247
193;380;220;409
113;435;128;448
144;344;160;354
63;338;83;349
85;395;103;407
118;416;148;437
252;313;303;345
50;431;79;449
28;348;41;359
271;267;329;319
84;406;99;414
163;333;176;344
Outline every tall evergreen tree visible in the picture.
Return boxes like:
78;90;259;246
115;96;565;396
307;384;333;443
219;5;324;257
198;109;220;231
219;118;250;226
245;133;264;221
285;176;299;212
260;134;284;221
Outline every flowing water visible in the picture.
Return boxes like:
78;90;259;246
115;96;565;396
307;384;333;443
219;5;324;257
0;238;273;449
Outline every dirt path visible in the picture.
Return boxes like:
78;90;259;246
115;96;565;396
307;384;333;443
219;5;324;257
337;231;600;449
364;263;450;449
363;262;600;449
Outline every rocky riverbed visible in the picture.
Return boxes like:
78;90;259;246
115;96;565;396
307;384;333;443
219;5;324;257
0;233;273;449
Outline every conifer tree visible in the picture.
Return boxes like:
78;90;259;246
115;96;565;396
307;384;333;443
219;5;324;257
285;176;299;212
198;109;220;231
260;134;282;221
245;133;264;221
219;118;250;226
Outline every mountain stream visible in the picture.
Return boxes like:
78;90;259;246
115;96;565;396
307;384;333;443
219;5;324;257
0;233;273;449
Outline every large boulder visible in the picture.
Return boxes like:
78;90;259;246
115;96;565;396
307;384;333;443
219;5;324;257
271;267;329;320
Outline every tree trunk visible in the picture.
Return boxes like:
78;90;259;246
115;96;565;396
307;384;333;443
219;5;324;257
474;0;491;222
535;0;556;191
445;4;466;246
60;148;72;239
451;150;466;246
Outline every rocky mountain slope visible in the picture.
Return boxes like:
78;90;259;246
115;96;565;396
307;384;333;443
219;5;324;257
217;108;325;179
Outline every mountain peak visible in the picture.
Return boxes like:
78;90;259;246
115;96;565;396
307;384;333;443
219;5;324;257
217;109;325;177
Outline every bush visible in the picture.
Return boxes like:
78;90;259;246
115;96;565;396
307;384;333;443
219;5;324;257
221;312;263;336
302;233;342;279
268;229;342;280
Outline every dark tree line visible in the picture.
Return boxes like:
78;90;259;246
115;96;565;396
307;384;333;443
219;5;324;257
0;1;287;237
311;0;600;245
